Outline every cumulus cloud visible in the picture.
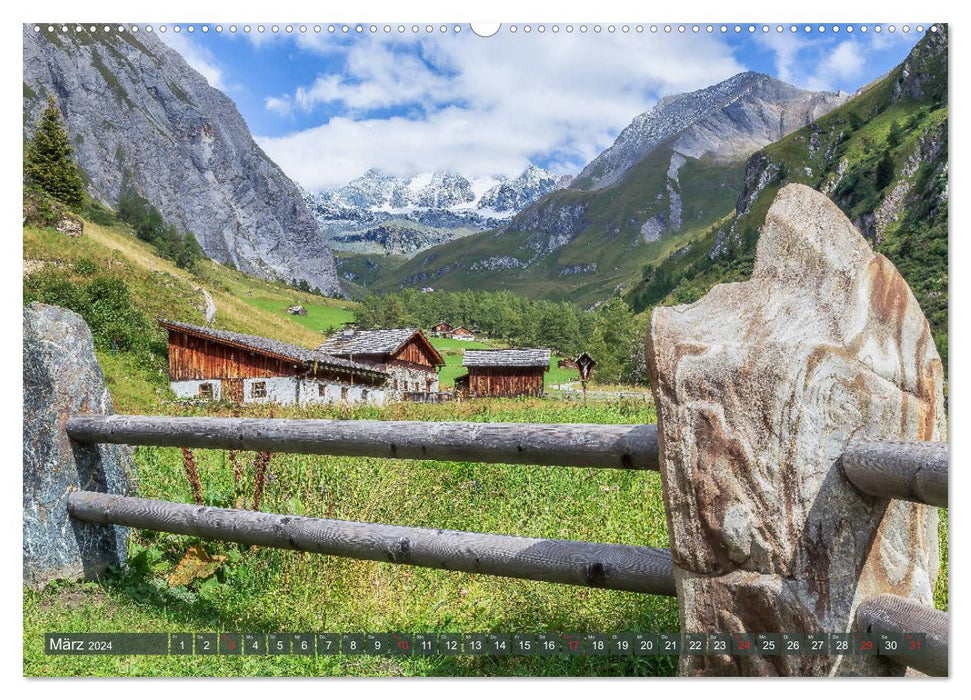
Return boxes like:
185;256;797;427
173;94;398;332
758;30;904;92
254;31;747;190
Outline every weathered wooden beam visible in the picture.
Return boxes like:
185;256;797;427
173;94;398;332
855;594;948;677
842;440;948;508
66;415;659;470
67;491;676;596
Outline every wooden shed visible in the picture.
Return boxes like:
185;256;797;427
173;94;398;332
456;348;551;398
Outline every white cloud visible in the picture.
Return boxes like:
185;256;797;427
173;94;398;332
256;31;747;190
157;31;227;90
758;33;866;91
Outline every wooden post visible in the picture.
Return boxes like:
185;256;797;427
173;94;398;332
646;185;944;676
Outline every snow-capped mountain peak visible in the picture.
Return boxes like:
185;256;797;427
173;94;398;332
303;165;570;257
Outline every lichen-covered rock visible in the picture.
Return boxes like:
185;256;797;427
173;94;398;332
23;303;134;590
647;184;943;676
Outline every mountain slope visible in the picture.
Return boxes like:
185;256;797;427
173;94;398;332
626;26;948;364
378;72;848;305
23;26;342;295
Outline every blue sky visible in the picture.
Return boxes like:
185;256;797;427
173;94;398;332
160;24;925;190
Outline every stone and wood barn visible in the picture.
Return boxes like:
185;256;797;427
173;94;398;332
317;328;445;398
431;322;452;336
160;319;388;405
456;348;551;398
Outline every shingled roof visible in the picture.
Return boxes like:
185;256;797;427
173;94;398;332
462;348;551;368
158;320;387;378
318;328;444;365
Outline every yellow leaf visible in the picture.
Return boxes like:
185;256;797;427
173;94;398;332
167;544;227;587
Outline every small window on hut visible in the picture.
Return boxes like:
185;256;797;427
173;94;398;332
361;389;369;401
251;381;267;399
341;386;349;401
199;383;214;400
393;379;399;391
318;383;326;397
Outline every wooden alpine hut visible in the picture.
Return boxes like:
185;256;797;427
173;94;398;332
456;348;551;398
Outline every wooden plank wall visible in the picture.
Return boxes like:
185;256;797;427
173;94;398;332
167;331;301;381
392;338;438;368
469;366;545;397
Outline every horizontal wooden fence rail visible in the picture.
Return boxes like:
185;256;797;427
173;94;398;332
854;594;948;677
67;491;677;596
66;415;661;470
842;440;948;508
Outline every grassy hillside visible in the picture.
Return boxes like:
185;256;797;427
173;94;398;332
375;144;745;308
24;217;356;411
333;250;407;291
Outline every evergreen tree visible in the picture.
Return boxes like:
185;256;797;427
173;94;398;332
24;96;86;209
887;120;903;148
176;231;204;270
875;151;896;190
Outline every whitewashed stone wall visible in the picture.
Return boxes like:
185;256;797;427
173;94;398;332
243;376;296;405
386;364;439;396
169;377;385;406
171;378;222;400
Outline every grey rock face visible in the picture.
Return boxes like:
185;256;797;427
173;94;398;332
23;27;341;295
23;303;134;590
516;200;589;254
575;72;848;191
648;185;943;676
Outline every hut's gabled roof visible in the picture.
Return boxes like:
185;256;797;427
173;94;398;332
158;319;387;378
462;348;551;368
318;328;445;366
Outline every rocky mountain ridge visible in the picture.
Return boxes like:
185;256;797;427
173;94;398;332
304;165;570;257
23;26;342;295
573;71;850;190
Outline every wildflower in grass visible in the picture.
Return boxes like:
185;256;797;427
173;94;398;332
181;447;204;505
229;450;243;483
252;451;274;511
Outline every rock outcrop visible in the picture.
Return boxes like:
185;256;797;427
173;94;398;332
647;184;943;676
23;303;134;589
23;26;341;295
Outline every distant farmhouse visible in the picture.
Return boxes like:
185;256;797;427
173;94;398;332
430;322;452;336
160;320;388;405
318;328;445;397
445;326;476;341
456;348;550;398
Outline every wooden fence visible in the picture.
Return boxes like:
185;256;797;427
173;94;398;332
24;318;948;675
56;415;947;676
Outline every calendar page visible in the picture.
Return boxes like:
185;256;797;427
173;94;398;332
22;15;948;681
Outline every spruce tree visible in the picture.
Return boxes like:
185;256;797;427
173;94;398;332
24;96;85;209
875;151;896;190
